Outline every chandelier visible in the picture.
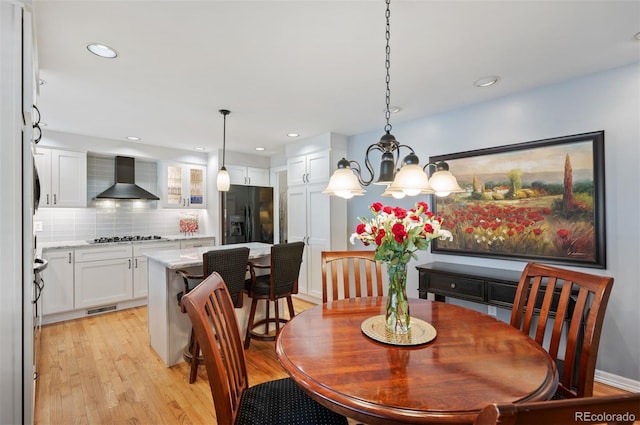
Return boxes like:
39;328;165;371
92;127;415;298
323;0;463;200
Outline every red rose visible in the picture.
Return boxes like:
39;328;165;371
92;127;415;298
356;223;367;234
393;207;407;219
465;227;474;234
375;229;386;245
557;229;569;238
417;201;429;212
533;228;542;236
383;206;393;214
424;223;434;234
371;202;383;212
392;223;407;243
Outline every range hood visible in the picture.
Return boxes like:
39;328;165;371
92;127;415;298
95;156;160;200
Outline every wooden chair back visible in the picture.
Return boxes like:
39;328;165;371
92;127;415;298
474;392;640;425
321;250;384;303
181;272;249;425
510;262;614;398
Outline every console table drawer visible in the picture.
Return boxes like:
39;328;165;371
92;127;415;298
429;274;484;301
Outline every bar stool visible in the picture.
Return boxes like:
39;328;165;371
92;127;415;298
176;246;250;383
244;242;305;348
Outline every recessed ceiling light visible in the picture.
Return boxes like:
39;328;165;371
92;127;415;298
474;75;500;87
126;136;140;141
386;106;402;113
194;146;206;151
255;147;265;151
635;32;640;41
287;133;300;138
86;43;118;59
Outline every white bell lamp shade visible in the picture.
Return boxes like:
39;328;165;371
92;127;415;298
381;185;407;199
216;167;230;192
322;168;365;199
428;169;463;197
392;164;432;196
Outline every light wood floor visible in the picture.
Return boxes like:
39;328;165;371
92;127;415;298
35;299;632;425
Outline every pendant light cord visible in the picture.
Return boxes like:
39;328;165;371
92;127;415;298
384;0;392;134
219;109;230;167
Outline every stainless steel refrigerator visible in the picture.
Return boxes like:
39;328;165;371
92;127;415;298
221;185;274;245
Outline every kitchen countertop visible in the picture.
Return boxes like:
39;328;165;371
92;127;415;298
143;242;272;270
39;234;216;252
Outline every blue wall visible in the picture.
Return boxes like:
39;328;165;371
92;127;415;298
347;63;640;384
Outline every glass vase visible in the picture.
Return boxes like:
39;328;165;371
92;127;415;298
385;260;410;334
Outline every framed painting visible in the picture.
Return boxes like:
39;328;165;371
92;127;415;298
430;131;606;268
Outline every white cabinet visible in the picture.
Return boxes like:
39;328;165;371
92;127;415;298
286;150;331;186
74;245;133;309
286;134;348;301
226;164;270;186
41;249;74;315
160;162;206;208
132;241;180;298
33;147;87;207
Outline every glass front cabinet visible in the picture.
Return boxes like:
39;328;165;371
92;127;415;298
161;162;206;208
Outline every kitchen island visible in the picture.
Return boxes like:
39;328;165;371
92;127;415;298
145;242;272;367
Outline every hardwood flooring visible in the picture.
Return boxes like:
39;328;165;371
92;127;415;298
35;299;633;425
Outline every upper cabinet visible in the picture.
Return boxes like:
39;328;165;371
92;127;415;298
226;164;270;187
286;151;332;186
33;147;87;208
160;162;206;209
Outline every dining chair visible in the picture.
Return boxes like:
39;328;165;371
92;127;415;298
181;272;348;425
321;250;384;303
510;262;614;399
175;246;250;383
473;392;640;425
244;241;305;348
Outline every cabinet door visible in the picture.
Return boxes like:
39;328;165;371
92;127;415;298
33;148;87;207
306;183;331;299
287;155;307;186
180;237;215;249
185;165;206;207
51;149;87;207
133;256;148;299
226;164;248;185
33;149;52;206
74;258;134;308
287;185;308;293
246;167;269;186
306;151;331;184
164;164;184;207
42;250;74;315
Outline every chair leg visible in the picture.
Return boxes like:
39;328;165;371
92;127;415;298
286;295;295;320
244;297;259;349
274;299;280;333
264;300;270;335
189;333;199;384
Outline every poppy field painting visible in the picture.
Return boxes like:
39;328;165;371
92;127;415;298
430;131;606;268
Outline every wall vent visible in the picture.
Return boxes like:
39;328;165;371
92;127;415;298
87;305;117;315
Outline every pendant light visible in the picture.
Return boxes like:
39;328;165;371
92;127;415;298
216;109;231;192
324;0;463;199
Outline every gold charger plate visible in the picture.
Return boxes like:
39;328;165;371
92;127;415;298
361;315;437;346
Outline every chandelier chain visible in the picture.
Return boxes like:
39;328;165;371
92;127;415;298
384;0;392;133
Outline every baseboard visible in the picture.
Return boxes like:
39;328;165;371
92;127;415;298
595;369;640;392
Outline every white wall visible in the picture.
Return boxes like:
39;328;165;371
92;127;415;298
347;64;640;384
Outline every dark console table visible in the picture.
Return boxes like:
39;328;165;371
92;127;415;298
416;262;523;308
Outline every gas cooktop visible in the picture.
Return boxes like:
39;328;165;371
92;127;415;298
89;235;165;244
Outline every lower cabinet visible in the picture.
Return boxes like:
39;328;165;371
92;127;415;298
74;245;134;309
132;241;180;298
41;249;74;315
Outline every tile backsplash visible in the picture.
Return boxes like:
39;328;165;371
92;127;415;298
34;154;192;242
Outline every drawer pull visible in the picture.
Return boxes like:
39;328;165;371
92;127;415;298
450;282;456;289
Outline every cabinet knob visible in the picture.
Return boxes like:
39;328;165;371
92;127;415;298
450;282;456;289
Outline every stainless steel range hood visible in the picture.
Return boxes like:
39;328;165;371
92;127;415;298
95;156;160;200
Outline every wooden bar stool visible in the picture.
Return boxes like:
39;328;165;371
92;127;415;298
244;242;305;348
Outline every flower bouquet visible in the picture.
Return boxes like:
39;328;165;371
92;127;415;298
351;201;452;334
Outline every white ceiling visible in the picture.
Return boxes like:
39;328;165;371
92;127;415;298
33;1;640;157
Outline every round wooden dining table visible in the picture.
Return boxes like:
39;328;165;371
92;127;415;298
275;297;558;425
